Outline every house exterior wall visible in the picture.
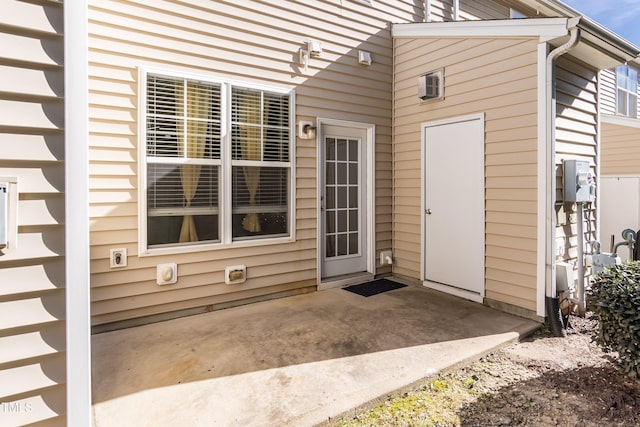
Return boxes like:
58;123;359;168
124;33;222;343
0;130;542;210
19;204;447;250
428;0;539;21
0;1;67;425
88;0;422;327
393;36;540;311
553;55;599;270
601;121;640;175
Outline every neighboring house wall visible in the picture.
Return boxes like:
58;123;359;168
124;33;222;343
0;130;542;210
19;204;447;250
393;36;540;311
0;1;67;425
88;0;420;327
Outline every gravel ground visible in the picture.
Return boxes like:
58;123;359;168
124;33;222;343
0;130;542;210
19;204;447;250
329;313;640;426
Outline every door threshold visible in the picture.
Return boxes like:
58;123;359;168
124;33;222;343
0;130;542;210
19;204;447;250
423;280;484;303
319;272;375;291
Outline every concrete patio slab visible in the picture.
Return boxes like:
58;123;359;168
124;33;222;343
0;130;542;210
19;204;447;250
91;281;539;426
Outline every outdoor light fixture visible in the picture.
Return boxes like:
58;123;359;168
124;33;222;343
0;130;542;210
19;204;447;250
298;120;317;139
299;40;322;71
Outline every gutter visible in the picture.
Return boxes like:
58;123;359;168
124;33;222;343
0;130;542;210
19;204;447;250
544;24;580;337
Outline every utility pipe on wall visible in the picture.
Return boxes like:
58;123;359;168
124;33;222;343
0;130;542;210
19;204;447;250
545;24;581;336
424;0;431;22
453;0;459;20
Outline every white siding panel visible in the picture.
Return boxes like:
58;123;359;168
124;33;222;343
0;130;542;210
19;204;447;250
599;69;616;115
554;56;599;278
0;1;67;424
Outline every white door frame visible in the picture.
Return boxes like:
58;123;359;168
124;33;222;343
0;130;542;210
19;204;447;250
316;118;375;287
421;113;485;303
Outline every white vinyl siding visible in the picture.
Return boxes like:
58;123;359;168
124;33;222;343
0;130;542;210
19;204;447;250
554;55;598;273
0;1;67;425
599;68;617;115
89;0;418;327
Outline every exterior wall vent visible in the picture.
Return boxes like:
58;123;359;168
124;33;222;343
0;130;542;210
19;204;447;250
225;265;247;284
418;69;444;102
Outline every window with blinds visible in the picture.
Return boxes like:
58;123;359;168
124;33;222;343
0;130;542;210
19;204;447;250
143;72;292;249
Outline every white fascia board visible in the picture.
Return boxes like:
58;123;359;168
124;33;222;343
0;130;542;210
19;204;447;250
601;114;640;129
392;18;570;41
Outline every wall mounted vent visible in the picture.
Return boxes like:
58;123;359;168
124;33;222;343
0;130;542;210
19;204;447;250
418;69;444;102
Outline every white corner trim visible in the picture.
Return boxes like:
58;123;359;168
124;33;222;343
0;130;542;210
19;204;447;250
65;1;92;426
392;17;570;40
536;42;548;318
601;113;640;128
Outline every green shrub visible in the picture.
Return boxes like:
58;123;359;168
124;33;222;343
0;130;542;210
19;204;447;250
588;261;640;379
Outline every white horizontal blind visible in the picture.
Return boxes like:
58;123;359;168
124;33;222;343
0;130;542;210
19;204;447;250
230;86;291;239
145;74;222;246
144;73;292;247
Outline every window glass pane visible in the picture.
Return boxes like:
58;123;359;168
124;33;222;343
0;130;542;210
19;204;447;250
337;210;347;233
326;211;336;233
147;75;221;160
617;89;627;115
337;187;347;208
326;138;336;160
617;66;627;88
631;68;639;93
631;94;638;118
232;87;290;162
348;232;358;255
231;166;289;239
326;235;336;257
337;234;348;256
147;163;219;245
348;139;358;161
337;139;347;161
326;162;335;185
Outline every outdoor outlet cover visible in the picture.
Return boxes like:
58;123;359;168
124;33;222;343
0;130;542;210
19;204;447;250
157;263;178;285
110;248;127;268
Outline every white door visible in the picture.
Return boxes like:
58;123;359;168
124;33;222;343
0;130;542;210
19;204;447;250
423;114;485;299
321;124;368;278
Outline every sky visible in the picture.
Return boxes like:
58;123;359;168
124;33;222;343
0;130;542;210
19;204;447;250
562;0;640;46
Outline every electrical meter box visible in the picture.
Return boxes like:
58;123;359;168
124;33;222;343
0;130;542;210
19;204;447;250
563;160;595;203
0;182;7;249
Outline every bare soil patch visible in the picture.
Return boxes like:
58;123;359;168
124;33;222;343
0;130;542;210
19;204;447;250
330;314;640;426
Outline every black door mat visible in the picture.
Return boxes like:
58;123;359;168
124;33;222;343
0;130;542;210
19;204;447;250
343;279;407;297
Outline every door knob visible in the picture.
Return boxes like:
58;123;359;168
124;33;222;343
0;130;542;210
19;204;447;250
426;209;432;215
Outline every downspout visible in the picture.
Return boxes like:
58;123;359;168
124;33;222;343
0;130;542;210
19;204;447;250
453;0;459;21
545;25;581;337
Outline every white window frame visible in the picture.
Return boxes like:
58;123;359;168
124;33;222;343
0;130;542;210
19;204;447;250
616;65;638;118
138;67;296;256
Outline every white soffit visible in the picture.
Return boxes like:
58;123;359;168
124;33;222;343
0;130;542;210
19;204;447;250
392;18;572;41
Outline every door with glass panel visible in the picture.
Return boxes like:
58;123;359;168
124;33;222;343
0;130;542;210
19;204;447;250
321;125;368;278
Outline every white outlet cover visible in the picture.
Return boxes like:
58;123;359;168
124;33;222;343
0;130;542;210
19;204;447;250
110;248;127;268
157;263;177;285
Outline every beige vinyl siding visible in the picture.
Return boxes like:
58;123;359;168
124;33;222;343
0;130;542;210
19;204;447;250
554;55;598;265
88;0;420;326
0;1;66;425
601;121;640;175
394;36;539;311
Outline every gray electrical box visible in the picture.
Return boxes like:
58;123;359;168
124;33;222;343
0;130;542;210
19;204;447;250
563;160;595;203
0;182;7;249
